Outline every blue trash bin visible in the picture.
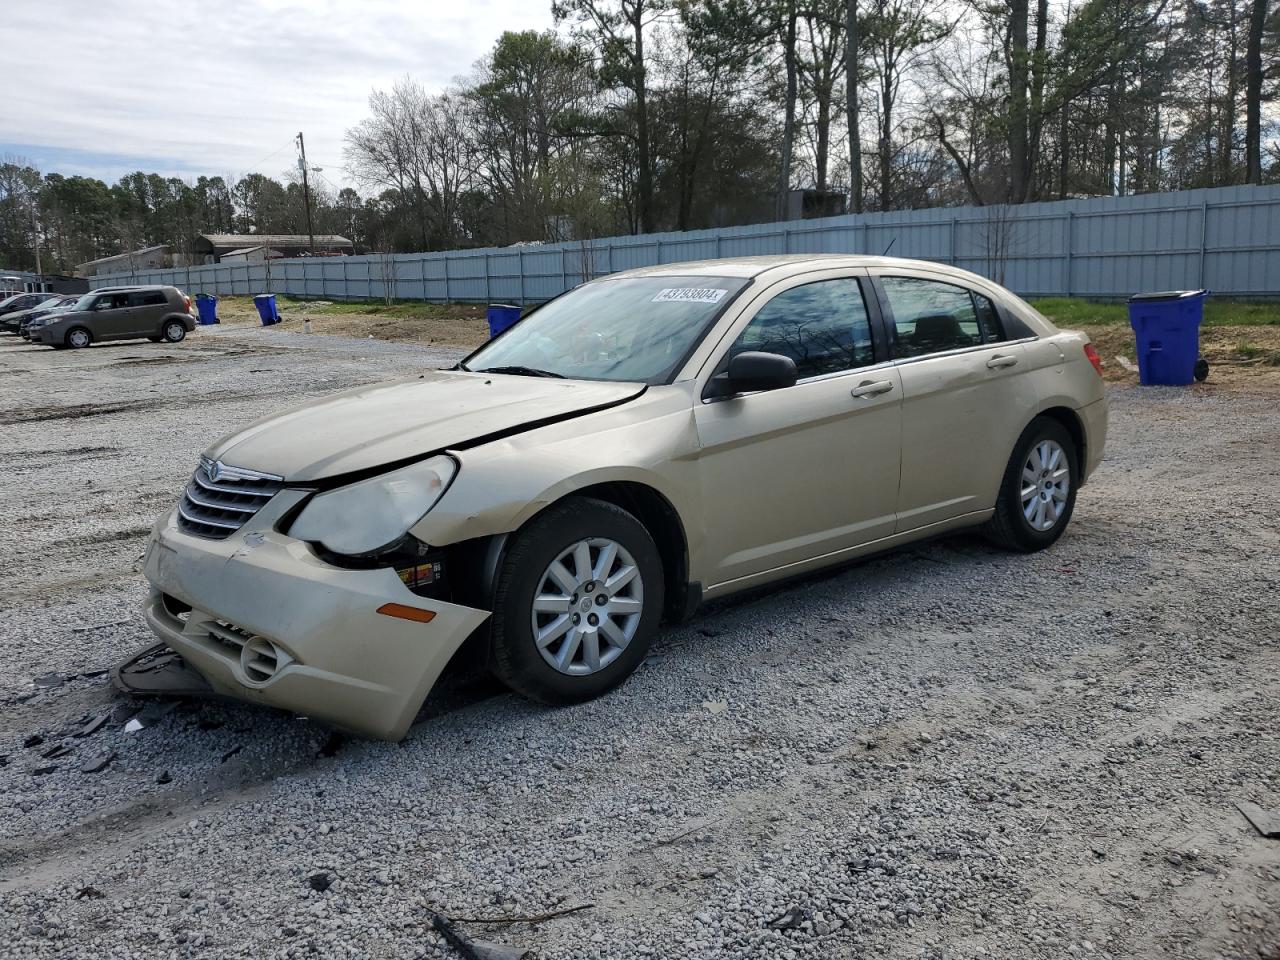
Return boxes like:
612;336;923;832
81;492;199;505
253;293;281;326
1127;289;1208;386
194;294;218;325
486;303;522;339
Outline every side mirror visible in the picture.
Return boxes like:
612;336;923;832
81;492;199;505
725;351;798;394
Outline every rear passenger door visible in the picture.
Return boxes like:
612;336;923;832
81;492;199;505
870;271;1038;533
126;290;169;336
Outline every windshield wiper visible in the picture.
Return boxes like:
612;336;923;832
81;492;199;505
474;365;566;379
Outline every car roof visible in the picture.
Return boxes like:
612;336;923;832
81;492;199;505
91;284;174;293
605;254;993;284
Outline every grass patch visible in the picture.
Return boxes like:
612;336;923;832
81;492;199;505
1235;341;1280;365
1031;297;1280;328
281;298;482;321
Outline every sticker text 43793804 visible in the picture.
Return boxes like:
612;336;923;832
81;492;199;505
651;288;729;305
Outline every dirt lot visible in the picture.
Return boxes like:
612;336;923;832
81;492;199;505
0;320;1276;960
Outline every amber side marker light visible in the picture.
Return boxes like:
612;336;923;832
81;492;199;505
376;603;437;624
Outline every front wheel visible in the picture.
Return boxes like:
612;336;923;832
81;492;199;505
162;321;187;343
984;416;1079;552
65;327;92;349
490;497;664;705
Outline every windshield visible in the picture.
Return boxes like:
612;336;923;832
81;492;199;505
69;292;100;311
465;275;748;383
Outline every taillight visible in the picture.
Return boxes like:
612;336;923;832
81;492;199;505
184;296;192;313
1083;343;1104;376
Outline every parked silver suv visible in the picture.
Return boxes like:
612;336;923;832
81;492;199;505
29;286;196;349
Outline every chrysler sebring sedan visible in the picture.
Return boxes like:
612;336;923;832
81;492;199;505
126;255;1107;739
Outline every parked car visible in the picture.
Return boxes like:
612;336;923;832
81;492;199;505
29;286;196;349
17;296;82;338
119;255;1108;740
0;291;57;318
0;295;67;335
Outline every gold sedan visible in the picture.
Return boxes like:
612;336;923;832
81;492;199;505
124;255;1108;740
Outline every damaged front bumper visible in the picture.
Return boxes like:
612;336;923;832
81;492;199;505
129;494;490;741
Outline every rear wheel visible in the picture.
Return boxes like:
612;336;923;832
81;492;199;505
984;416;1078;552
162;321;187;343
490;497;664;705
65;327;92;349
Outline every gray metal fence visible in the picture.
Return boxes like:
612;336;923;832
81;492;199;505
90;184;1280;301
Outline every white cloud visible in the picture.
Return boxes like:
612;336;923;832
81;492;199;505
5;0;554;186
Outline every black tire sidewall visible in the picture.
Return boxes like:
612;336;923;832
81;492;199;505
1002;418;1079;549
491;498;664;704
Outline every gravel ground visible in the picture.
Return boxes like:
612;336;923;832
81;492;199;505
0;324;1276;960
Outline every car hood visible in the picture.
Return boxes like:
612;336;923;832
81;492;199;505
207;369;646;482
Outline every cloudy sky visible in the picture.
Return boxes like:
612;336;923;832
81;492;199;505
4;0;554;189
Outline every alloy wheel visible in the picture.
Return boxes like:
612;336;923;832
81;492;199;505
530;537;644;676
1021;439;1070;532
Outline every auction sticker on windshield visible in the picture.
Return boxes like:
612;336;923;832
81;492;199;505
651;287;729;304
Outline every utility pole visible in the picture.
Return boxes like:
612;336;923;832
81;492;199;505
30;200;41;276
296;131;315;254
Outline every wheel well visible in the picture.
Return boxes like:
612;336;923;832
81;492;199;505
1037;407;1086;482
564;481;692;624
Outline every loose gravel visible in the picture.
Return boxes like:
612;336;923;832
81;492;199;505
0;326;1276;959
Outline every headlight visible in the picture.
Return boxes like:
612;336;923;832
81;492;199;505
289;455;456;555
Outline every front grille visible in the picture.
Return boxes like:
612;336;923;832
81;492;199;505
177;457;283;540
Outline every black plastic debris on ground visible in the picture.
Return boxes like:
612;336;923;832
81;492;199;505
769;906;813;930
23;734;44;749
1237;801;1280;838
31;765;57;776
41;743;72;760
430;912;529;960
220;746;243;764
155;770;172;785
307;872;333;893
75;714;109;738
75;886;105;900
319;732;345;758
80;751;116;774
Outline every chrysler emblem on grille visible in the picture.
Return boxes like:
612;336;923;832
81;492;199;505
198;456;284;485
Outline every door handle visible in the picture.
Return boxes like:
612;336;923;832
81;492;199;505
850;379;894;399
986;354;1018;369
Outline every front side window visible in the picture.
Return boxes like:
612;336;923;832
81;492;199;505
727;277;874;380
464;275;748;384
880;276;992;358
93;293;129;310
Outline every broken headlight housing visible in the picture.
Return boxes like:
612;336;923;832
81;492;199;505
289;455;456;556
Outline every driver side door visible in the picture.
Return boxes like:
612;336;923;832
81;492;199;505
693;273;903;590
89;292;134;339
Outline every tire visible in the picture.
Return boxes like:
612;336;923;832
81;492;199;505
65;327;92;349
490;496;664;705
983;416;1079;552
162;321;187;343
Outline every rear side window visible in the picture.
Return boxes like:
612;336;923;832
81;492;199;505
973;292;1006;342
128;291;167;307
880;277;1013;358
729;277;874;380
